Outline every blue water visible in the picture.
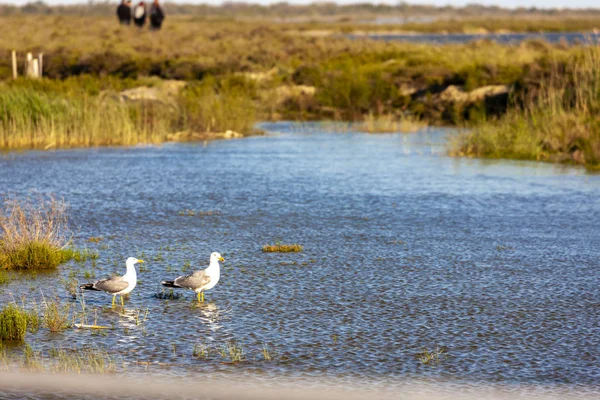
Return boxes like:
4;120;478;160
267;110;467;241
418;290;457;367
0;123;598;391
349;32;600;45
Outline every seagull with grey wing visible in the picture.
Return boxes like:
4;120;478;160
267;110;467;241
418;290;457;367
161;252;224;302
80;257;144;306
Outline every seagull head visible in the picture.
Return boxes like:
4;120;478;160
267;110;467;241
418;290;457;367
126;257;144;265
211;252;225;263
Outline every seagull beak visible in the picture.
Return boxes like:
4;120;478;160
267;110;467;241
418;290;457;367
218;257;225;262
138;260;145;263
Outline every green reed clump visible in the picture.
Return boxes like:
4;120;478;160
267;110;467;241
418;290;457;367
0;303;29;341
452;46;600;170
262;243;303;253
0;86;172;150
179;76;257;135
0;197;73;270
43;299;72;332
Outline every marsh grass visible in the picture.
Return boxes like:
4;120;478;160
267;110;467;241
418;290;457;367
418;346;446;365
48;346;117;373
218;341;245;363
261;344;272;361
0;197;72;270
42;298;72;332
0;77;256;151
452;46;600;170
262;243;303;253
0;303;28;341
192;342;211;360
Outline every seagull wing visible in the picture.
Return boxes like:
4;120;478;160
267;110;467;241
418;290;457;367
93;276;130;294
174;270;211;290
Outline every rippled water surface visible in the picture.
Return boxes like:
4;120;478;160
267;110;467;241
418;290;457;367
0;123;598;390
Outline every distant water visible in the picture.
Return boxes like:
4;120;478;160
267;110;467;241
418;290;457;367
348;31;600;45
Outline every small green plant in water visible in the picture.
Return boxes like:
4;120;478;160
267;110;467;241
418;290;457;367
43;298;72;332
0;303;29;341
262;243;303;253
418;346;446;365
261;344;272;361
218;341;245;363
0;197;72;270
193;342;210;360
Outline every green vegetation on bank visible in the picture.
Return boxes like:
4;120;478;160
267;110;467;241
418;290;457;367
453;46;600;170
0;15;598;168
0;76;256;149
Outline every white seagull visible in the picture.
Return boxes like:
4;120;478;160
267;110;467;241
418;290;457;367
161;252;224;302
80;257;144;306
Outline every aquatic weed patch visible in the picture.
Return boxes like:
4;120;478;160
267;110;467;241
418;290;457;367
0;197;73;270
262;243;303;253
0;303;29;341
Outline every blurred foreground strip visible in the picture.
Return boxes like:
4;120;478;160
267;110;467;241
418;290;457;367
0;372;596;400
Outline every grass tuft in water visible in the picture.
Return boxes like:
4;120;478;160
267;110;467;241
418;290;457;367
0;197;72;270
261;344;272;361
262;243;303;253
0;303;29;341
42;298;72;332
218;341;245;363
49;346;117;374
192;342;211;360
418;346;446;365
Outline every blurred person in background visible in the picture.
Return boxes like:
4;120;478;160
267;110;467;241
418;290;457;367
116;0;132;25
133;2;147;28
150;0;165;30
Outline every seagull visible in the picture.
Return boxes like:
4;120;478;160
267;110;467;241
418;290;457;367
80;257;144;306
161;252;224;302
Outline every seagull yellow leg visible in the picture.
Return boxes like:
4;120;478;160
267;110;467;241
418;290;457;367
201;292;205;302
121;296;124;306
197;292;201;302
112;295;116;306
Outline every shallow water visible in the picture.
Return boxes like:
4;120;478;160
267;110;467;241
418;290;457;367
349;31;600;45
0;123;598;392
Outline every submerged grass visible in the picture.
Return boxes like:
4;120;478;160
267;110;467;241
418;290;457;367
452;46;600;170
262;243;304;253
